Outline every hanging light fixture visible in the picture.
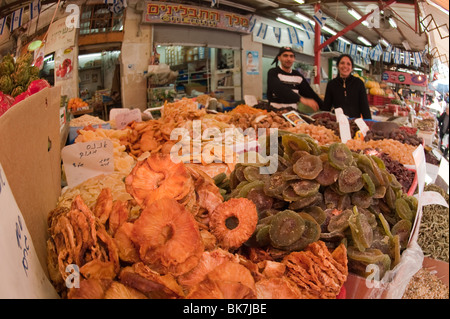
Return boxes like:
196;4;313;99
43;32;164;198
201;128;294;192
358;36;372;46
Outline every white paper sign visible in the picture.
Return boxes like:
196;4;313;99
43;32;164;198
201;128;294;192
335;108;351;143
61;140;114;187
354;118;370;136
413;145;426;196
115;109;142;129
0;163;59;299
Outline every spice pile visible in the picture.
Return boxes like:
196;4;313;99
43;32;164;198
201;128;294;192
402;268;449;299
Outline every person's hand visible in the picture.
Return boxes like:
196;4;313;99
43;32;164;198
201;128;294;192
300;97;319;112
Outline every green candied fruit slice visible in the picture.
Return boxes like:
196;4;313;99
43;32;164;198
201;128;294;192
281;166;301;182
269;210;305;248
338;166;364;193
315;161;340;186
293;153;323;180
347;247;392;279
281;213;321;251
395;197;413;221
404;195;418;212
328;143;354;170
327;209;353;233
288;192;323;211
291;180;320;197
238;180;264;198
377;213;393;238
281;134;311;158
255;225;271;247
282;186;302;202
373;185;387;199
391;219;412;249
389;234;401;268
348;206;373;252
303;206;327;225
213;172;227;186
290;150;310;165
371;155;386;170
263;172;289;199
247;188;274;213
362;173;376;196
243;166;265;182
351;190;373;209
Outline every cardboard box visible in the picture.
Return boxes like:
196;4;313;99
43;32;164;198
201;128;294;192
0;87;62;277
184;83;207;95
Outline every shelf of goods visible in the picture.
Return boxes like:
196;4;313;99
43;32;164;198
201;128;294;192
0;95;448;300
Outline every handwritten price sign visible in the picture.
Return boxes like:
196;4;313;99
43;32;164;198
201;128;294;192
0;163;58;298
61;139;114;187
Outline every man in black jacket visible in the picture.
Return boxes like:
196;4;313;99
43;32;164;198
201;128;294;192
267;47;324;111
438;105;449;158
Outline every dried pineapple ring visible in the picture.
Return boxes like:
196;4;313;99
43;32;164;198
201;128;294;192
210;198;258;250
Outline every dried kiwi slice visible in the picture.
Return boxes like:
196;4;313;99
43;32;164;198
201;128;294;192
395;198;414;221
338;166;364;193
303;206;327;225
281;166;301;182
351;190;373;209
378;213;393;238
281;213;321;251
238;180;264;198
293;153;323;180
243;166;262;182
328;143;353;170
247;188;274;213
389;235;401;268
281;134;311;158
327;209;352;233
362;173;376;196
349;206;374;252
290;150;310;165
263;172;289;199
289;192;323;211
269;210;305;247
282;186;302;202
347;247;392;279
391;219;412;249
256;225;271;247
315;161;340;186
291;180;320;197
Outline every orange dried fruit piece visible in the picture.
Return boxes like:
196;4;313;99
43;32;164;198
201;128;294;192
131;198;204;276
255;277;303;299
338;166;364;193
293;153;323;180
269;210;305;248
209;198;258;250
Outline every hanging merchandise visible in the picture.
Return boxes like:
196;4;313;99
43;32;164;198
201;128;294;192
54;47;74;80
9;8;23;32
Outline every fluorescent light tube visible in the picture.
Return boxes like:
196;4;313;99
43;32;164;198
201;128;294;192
322;26;337;35
256;0;279;8
294;0;305;4
380;38;389;47
358;36;372;46
276;17;303;29
339;37;352;44
348;8;368;26
389;18;397;28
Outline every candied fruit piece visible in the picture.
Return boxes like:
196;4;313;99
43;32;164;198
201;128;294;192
338;166;364;193
269;210;305;248
293;153;323;180
328;143;353;170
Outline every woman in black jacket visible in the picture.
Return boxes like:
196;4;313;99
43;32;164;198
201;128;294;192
323;54;372;119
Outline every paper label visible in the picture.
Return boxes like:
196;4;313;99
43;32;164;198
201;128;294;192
412;145;426;196
354;118;370;136
415;191;449;208
61;140;114;187
282;111;306;126
336;108;351;143
114;109;142;130
0;163;59;298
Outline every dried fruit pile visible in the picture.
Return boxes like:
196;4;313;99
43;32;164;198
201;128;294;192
222;131;418;280
47;153;348;299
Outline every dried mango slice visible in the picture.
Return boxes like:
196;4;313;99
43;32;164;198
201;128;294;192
315;161;340;186
291;180;320;198
328;143;353;170
269;210;305;248
391;219;412;249
293;154;323;180
348;206;373;252
338;166;364;194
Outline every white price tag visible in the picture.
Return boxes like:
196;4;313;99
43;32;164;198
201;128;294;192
336;110;351;143
61;140;114;187
115;109;142;129
354;118;370;136
0;163;59;298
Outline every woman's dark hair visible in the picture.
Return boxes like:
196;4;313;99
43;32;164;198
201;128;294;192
336;54;354;68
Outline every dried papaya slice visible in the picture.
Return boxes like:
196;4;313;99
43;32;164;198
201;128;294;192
247;188;274;213
269;210;305;248
328;143;353;170
338;166;364;194
281;213;321;251
263;172;289;199
291;180;320;198
303;206;326;225
362;173;376;196
391;219;412;249
281;134;311;158
351;190;372;209
293;153;323;180
348;206;373;252
395;198;413;221
315;161;340;186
